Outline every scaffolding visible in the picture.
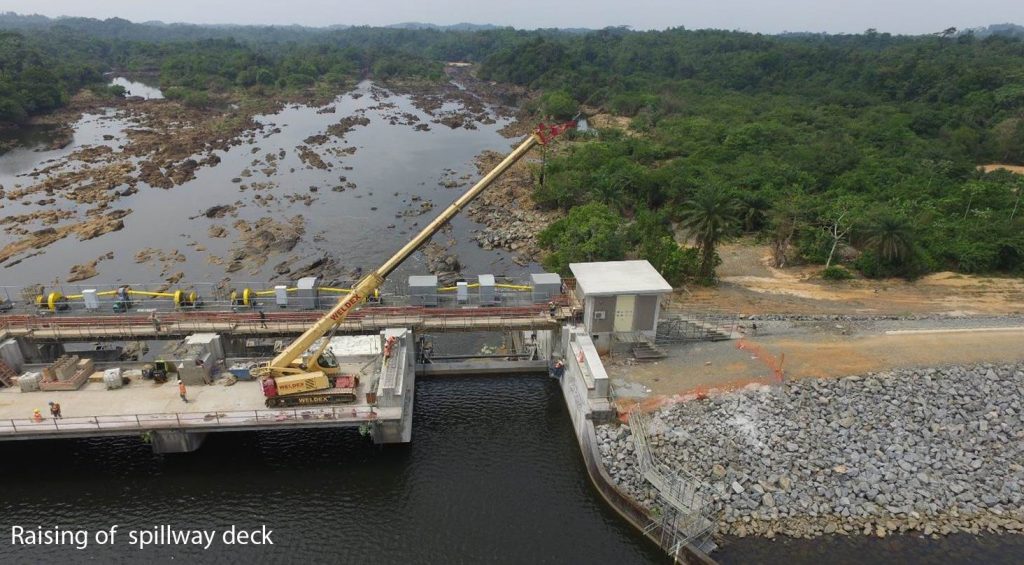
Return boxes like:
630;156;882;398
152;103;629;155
628;409;719;558
656;308;741;344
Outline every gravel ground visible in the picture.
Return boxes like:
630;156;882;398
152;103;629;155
598;362;1024;540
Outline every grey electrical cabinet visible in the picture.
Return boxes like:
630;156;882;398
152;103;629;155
478;274;496;305
409;275;438;306
530;272;562;303
296;277;319;309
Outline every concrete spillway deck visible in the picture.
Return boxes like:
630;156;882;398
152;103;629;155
0;330;417;453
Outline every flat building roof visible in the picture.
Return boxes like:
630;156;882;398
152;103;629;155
569;260;672;297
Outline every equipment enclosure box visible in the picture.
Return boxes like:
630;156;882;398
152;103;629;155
530;272;561;303
409;275;438;306
478;274;496;305
296;277;319;310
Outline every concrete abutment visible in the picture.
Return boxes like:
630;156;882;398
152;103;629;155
150;430;207;453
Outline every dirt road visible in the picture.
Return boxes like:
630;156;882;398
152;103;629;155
609;325;1024;398
680;240;1024;317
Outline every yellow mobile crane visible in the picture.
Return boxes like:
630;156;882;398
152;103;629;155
255;122;575;408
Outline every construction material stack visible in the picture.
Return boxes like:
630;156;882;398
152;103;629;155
40;355;93;391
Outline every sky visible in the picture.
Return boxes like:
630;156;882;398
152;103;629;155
2;0;1022;35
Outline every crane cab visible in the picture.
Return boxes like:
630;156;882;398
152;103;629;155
291;347;341;377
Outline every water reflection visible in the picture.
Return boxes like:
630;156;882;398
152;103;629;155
109;77;164;100
0;81;531;288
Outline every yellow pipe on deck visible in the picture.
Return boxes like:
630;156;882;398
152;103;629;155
254;287;296;296
127;290;175;298
438;283;481;292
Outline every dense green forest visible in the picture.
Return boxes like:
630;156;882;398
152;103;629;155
1;14;1023;281
481;29;1024;280
0;15;453;121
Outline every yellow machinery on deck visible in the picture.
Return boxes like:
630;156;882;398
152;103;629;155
253;122;574;407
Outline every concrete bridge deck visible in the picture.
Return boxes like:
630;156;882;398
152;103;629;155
0;378;391;441
0;327;424;452
0;305;568;341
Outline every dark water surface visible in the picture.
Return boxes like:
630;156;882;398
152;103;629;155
0;377;667;564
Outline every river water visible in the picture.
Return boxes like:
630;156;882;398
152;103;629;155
110;76;165;100
0;377;666;563
0;78;530;294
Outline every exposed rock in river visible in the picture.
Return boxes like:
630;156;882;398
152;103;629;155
0;209;130;265
226;215;306;274
67;261;99;282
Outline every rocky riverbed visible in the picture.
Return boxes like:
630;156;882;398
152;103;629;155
1;70;525;288
598;362;1024;540
465;149;556;265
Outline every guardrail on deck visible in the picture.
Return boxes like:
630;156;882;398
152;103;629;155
0;405;382;436
0;302;572;339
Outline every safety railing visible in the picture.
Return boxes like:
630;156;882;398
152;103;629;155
0;292;572;319
0;301;572;337
0;405;384;435
656;307;742;344
0;276;568;316
627;408;719;556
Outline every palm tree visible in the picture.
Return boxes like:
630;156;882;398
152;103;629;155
865;215;915;263
678;186;741;283
737;192;771;232
592;179;626;212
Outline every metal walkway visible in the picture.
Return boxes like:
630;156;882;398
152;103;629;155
628;409;719;556
0;305;568;341
416;360;550;376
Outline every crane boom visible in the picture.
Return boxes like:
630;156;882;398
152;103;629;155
259;122;573;380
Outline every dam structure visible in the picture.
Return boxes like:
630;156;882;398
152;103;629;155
0;260;721;562
0;271;569;453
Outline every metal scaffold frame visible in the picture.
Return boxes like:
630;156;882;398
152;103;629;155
656;307;742;344
628;409;720;558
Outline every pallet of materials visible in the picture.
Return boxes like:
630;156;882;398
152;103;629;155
40;356;94;391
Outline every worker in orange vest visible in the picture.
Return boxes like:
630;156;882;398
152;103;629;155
32;409;43;423
178;379;188;403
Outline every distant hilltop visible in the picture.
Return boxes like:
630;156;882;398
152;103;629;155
0;12;1021;38
386;22;503;31
963;23;1024;38
0;12;595;35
